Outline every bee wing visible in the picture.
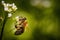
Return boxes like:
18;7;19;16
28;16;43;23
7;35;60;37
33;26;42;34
25;26;31;32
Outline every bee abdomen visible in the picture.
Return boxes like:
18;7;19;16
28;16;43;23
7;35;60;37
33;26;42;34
15;27;24;35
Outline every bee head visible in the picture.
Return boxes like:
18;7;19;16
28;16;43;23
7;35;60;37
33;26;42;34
19;16;27;21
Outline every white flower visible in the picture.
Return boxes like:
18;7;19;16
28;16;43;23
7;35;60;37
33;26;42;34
8;13;12;17
12;3;17;11
2;1;4;4
4;7;8;11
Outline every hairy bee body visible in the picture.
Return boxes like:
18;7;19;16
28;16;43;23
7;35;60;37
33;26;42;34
15;17;27;35
15;26;25;35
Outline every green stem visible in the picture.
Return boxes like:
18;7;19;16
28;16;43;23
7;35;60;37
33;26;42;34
0;13;8;40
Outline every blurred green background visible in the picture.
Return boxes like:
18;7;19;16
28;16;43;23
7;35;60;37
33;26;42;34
0;0;60;40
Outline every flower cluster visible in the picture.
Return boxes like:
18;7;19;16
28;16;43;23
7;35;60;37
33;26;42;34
2;1;17;12
2;1;17;17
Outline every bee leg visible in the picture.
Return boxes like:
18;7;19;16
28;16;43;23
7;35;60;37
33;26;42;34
15;25;18;28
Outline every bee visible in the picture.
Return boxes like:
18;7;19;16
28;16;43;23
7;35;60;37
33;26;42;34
15;16;27;35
